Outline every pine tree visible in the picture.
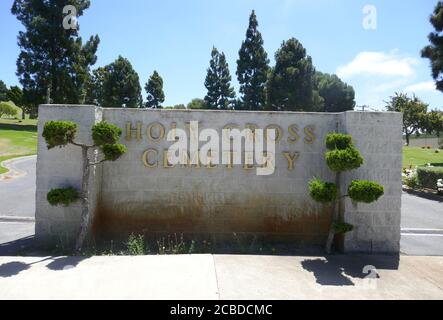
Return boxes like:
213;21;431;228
0;80;8;101
236;10;269;110
145;71;165;108
315;72;356;112
102;56;142;108
267;38;316;111
204;47;235;110
11;0;100;117
422;1;443;92
85;67;107;106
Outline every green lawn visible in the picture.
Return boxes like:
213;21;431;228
403;146;443;169
0;118;38;174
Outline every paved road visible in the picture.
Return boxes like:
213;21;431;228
401;192;443;256
0;156;36;254
0;156;442;256
0;156;36;218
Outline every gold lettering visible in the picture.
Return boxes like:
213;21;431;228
182;151;201;168
170;122;178;141
163;149;175;168
142;149;158;168
283;152;300;171
245;124;258;142
243;151;255;170
265;124;283;142
126;122;142;142
304;125;316;144
147;122;165;143
206;151;217;169
223;151;234;169
288;124;300;144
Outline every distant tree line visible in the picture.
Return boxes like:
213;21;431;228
4;1;442;118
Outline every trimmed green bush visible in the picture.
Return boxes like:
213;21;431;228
325;147;364;172
101;143;127;161
92;121;122;146
42;121;77;149
332;222;354;234
47;187;79;206
417;166;443;190
326;133;353;150
308;178;337;203
348;180;384;203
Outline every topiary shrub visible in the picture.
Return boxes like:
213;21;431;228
101;143;127;161
332;222;354;235
326;133;353;150
348;180;384;203
47;187;79;206
92;121;122;146
308;178;337;203
417;166;443;190
43;119;127;252
42;121;77;149
307;132;384;253
326;147;364;172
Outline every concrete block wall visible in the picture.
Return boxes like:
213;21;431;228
36;105;103;245
35;105;403;253
341;112;403;253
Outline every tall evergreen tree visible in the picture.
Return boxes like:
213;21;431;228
315;72;356;112
85;67;107;106
145;71;165;108
7;86;25;119
11;0;100;116
236;10;269;110
422;1;443;92
102;56;142;108
266;38;316;111
204;47;235;110
0;80;8;101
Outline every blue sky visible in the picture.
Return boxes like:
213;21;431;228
0;0;442;110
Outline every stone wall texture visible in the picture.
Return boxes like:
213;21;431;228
36;105;403;253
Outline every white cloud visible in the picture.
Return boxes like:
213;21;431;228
403;81;437;94
337;51;418;79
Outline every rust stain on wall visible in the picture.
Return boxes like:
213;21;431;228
92;194;334;247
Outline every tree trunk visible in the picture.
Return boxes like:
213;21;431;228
325;172;341;254
405;133;410;146
75;146;91;253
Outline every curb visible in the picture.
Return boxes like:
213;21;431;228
0;216;35;223
0;155;36;181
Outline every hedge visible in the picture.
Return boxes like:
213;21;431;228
326;133;353;150
47;187;79;206
42;121;77;149
417;166;443;190
348;180;384;203
308;178;337;203
325;147;364;172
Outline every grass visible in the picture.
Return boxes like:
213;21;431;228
403;146;443;169
0;117;38;174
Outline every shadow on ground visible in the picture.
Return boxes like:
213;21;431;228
0;255;89;278
0;236;36;256
403;188;443;203
301;254;400;286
